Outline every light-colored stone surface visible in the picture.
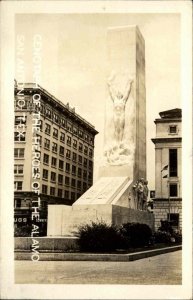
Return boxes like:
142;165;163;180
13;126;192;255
47;204;154;236
74;177;130;205
47;26;148;237
103;25;146;181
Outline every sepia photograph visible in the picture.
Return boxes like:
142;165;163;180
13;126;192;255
0;1;192;299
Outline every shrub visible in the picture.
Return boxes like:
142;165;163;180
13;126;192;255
120;223;152;248
172;231;182;243
14;225;32;237
77;221;124;252
158;220;174;235
154;230;171;244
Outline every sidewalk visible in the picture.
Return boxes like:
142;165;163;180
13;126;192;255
15;245;181;261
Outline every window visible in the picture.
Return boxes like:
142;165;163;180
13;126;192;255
39;120;43;131
44;138;50;150
61;118;66;128
58;174;63;185
89;149;93;158
50;187;55;196
65;190;69;199
169;183;178;197
43;169;48;180
67;122;72;132
169;125;177;134
51;172;56;182
15;199;21;208
60;132;65;143
169;149;177;177
59;146;64;156
67;136;71;146
168;213;179;227
88;171;92;180
14;148;24;158
52;142;58;153
15;115;27;125
14;165;23;175
73;139;77;148
71;192;75;201
66;163;70;173
51;157;57;167
84;158;87;167
83;170;87;180
73;126;78;135
65;176;70;186
72;152;77;162
59;160;64;170
85;133;89;142
45;108;51;119
79;142;83;152
53;128;58;139
77;180;81;189
84;146;88;155
83;182;87;191
14;132;26;142
72;165;76;175
79;130;83;138
66;149;71;159
90;137;94;145
78;168;82;177
14;181;23;191
71;178;76;187
36;134;42;146
45;123;51;135
58;189;63;198
78;155;82;164
53;112;59;124
42;184;48;195
43;153;49;164
89;160;93;169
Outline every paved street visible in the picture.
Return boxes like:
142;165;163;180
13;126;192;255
15;250;181;285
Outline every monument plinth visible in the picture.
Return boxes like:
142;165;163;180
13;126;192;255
47;26;154;237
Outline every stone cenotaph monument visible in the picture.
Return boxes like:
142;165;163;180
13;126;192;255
47;26;154;236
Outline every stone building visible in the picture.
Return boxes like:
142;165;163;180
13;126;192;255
14;82;98;234
151;108;182;230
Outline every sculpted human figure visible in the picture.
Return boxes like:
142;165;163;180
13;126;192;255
143;180;149;210
107;77;133;144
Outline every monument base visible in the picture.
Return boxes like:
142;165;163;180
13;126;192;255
47;204;154;236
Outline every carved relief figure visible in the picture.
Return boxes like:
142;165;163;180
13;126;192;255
107;76;133;144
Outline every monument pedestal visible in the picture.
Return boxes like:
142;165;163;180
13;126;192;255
48;204;154;236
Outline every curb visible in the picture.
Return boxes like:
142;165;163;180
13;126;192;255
15;245;181;262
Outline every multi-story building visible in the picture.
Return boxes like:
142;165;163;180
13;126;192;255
151;108;182;230
14;82;98;234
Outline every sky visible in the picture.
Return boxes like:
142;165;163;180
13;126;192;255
15;13;181;190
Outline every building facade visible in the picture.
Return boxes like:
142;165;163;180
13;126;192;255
14;82;98;234
151;108;182;231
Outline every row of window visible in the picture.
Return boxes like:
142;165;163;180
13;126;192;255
43;153;92;168
14;148;93;170
42;169;92;184
14;111;95;145
14;131;93;158
14;181;88;197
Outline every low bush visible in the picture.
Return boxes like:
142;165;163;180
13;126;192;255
14;225;32;237
77;221;125;252
153;230;171;244
120;223;152;248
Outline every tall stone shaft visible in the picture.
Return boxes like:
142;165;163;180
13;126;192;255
102;25;146;181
